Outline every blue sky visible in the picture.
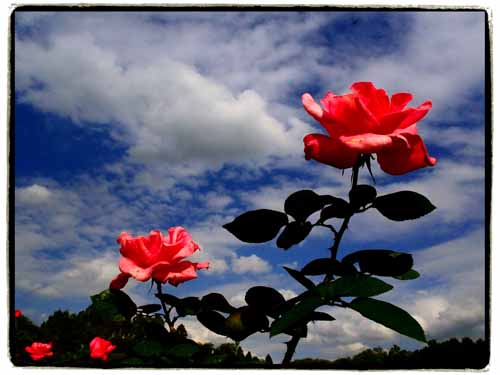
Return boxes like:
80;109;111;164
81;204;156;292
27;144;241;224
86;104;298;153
13;10;486;361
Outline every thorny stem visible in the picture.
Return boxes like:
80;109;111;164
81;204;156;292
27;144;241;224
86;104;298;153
282;334;301;367
323;155;364;282
281;155;365;366
156;281;176;333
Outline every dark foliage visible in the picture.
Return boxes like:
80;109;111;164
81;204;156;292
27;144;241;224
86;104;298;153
11;295;268;368
292;338;489;369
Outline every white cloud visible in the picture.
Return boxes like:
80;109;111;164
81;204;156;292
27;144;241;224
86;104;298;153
16;184;52;205
232;254;272;274
16;31;310;173
203;258;229;274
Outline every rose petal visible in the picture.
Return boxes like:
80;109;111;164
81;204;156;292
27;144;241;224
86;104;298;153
90;337;116;361
302;93;324;122
109;272;131;289
119;257;153;282
158;227;200;263
391;92;413;112
144;230;163;258
304;133;359;169
379;100;432;134
25;342;53;361
377;133;437;175
350;82;390;119
118;235;154;268
152;261;208;286
320;92;379;135
339;133;394;153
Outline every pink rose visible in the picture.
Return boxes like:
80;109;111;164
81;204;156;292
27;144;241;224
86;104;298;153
89;337;116;361
302;82;437;175
109;227;209;289
25;342;53;361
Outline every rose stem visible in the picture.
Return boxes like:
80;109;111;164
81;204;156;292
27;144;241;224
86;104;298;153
155;281;176;333
328;154;363;266
282;155;365;366
281;334;301;367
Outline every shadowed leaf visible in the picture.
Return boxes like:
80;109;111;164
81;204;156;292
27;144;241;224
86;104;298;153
270;294;323;336
90;289;137;321
301;258;357;276
276;221;312;250
284;266;315;290
223;209;288;243
224;307;268;341
201;293;236;313
373;191;436;221
197;310;227;337
394;269;420;280
316;276;393;298
342;249;413;277
284;190;335;222
349;184;377;208
240;306;270;332
176;297;201;317
309;311;336;322
245;286;286;317
349;297;426;342
154;293;180;306
320;198;352;221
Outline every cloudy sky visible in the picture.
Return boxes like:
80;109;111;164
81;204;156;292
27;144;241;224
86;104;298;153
13;10;487;362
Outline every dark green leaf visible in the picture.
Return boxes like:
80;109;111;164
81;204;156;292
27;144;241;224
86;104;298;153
240;306;270;332
342;249;394;265
316;276;393;299
270;294;323;336
276;221;312;250
201;293;236;313
137;304;162;314
320;198;352;221
349;297;426;342
284;190;334;222
373;191;436;221
284;324;308;338
90;289;137;321
309;311;336;322
197;310;227;337
245;286;286;317
342;249;413;277
224;309;264;342
349;184;377;208
165;343;200;358
176;297;201;317
133;340;166;358
154;293;180;306
393;269;420;280
223;209;288;243
283;266;316;290
301;258;357;276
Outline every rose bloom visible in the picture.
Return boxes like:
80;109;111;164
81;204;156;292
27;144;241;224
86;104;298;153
302;82;437;175
110;227;209;289
15;309;22;318
89;337;116;361
25;342;53;361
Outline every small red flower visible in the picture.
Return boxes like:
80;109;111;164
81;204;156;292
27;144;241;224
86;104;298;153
302;82;437;175
110;227;209;289
15;309;22;318
89;337;116;361
25;342;53;361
